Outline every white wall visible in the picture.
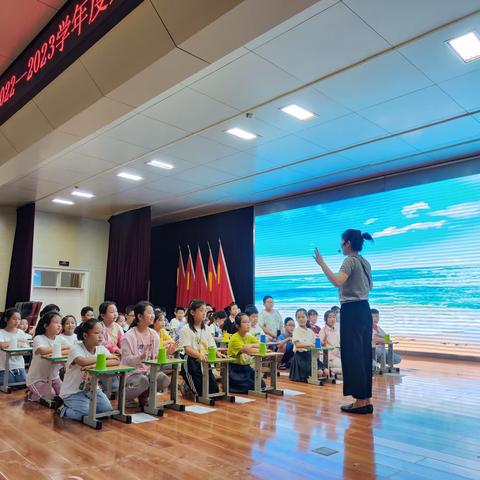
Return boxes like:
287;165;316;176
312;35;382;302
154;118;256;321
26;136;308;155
32;211;109;314
0;206;16;311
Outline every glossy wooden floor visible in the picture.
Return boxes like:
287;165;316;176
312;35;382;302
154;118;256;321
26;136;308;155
0;356;479;480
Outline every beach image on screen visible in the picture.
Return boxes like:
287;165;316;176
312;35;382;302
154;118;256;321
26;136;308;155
255;173;480;348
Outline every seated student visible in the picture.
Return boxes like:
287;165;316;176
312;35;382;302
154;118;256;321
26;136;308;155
245;305;263;340
205;304;214;314
277;317;295;369
307;309;321;335
222;303;239;335
125;305;135;331
227;312;263;393
179;299;223;399
116;313;128;333
26;311;70;403
74;306;94;334
207;310;226;338
372;309;401;366
169;306;186;334
19;318;33;340
58;315;78;346
59;319;119;420
122;302;170;406
150;311;177;355
0;308;30;384
98;301;122;355
290;308;328;382
319;310;342;377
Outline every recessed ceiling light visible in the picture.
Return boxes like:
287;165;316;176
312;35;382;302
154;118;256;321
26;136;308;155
226;127;257;140
71;190;95;198
117;172;143;181
52;198;74;205
281;104;315;120
447;31;480;63
147;160;175;170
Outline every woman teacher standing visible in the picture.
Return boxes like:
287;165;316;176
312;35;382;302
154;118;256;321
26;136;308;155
314;229;374;414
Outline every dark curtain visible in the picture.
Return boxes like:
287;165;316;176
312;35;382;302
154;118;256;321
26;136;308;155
5;203;35;308
105;206;151;312
150;207;254;317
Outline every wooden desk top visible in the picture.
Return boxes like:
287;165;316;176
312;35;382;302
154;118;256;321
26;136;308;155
2;347;32;353
250;352;283;358
41;355;68;362
86;365;135;374
143;359;186;367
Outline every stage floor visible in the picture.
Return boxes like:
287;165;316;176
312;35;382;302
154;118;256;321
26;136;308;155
0;355;479;480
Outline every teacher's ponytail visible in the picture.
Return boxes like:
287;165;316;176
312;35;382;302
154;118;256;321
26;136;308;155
362;232;373;242
342;229;374;252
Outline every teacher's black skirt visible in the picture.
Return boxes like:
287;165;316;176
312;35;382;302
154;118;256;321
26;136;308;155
340;300;372;399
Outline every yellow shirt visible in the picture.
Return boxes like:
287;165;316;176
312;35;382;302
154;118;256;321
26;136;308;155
228;332;259;365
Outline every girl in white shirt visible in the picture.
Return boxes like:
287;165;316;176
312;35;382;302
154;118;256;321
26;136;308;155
179;300;223;399
207;310;226;338
58;315;78;346
60;319;119;421
26;311;70;403
0;308;29;384
289;308;328;382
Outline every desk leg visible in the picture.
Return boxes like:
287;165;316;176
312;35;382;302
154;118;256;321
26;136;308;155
112;373;132;423
248;357;267;398
198;362;214;405
372;347;378;374
307;350;322;386
165;364;185;411
269;357;283;396
380;348;386;374
143;366;163;416
323;350;335;384
0;353;11;393
83;374;102;429
220;362;235;402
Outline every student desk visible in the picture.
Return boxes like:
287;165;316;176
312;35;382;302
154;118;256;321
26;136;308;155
83;365;135;429
214;337;229;348
0;347;32;393
248;352;284;398
142;358;186;416
40;355;68;407
305;346;336;386
376;341;400;374
198;357;235;406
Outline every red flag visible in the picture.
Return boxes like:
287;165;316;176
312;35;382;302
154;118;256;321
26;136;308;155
184;246;196;307
192;246;208;301
175;247;186;308
207;243;217;307
215;240;235;309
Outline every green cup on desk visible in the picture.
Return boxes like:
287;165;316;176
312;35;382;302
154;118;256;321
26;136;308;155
384;334;391;344
96;353;107;370
259;343;267;356
157;347;167;363
208;346;217;362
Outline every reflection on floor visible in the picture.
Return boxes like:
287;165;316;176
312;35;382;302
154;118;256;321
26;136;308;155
0;355;478;479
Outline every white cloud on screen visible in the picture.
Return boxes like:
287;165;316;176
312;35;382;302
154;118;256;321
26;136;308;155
429;201;480;219
372;220;446;238
364;218;378;225
401;201;430;218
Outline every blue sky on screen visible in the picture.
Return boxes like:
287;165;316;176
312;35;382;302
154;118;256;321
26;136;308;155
255;173;480;275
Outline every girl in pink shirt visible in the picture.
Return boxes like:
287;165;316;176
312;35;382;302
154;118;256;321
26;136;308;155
121;301;170;406
98;301;123;355
319;310;342;377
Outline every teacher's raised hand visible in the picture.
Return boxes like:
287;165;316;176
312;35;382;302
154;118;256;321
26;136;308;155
313;247;324;266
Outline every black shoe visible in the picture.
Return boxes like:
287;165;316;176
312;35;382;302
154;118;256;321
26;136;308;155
341;403;373;414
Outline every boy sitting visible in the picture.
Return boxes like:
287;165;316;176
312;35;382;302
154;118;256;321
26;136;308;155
371;308;401;366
